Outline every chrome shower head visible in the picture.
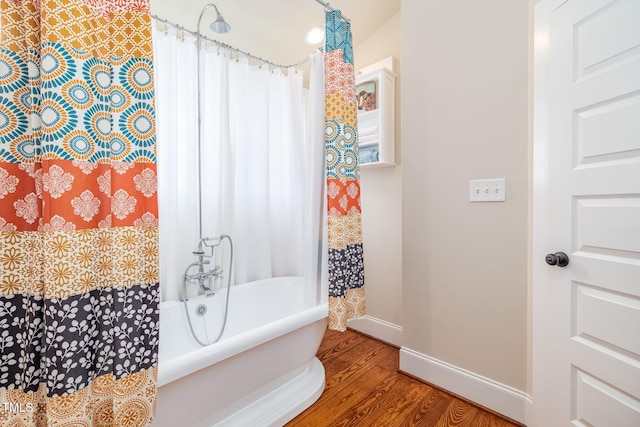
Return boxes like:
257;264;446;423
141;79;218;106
210;12;231;33
197;3;231;36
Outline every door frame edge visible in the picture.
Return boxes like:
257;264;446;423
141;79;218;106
531;0;568;426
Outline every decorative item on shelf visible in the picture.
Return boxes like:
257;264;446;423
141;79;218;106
356;57;396;167
356;80;377;112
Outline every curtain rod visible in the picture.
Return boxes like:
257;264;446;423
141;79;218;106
151;15;316;69
313;0;351;23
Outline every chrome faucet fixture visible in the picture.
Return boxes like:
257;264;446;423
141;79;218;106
181;234;234;347
182;235;233;300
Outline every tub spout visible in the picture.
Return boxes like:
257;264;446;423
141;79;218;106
183;261;222;298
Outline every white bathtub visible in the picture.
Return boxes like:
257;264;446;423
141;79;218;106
153;276;328;427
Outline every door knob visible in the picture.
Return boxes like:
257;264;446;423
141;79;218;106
545;252;569;267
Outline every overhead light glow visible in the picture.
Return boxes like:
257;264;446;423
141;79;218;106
305;27;324;45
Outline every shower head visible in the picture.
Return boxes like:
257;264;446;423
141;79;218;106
210;11;231;34
197;3;231;36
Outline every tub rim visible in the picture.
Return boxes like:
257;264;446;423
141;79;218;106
158;302;328;387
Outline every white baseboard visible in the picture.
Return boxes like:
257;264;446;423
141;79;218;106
347;315;402;347
399;347;529;424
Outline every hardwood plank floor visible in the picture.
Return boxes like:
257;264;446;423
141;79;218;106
286;329;523;427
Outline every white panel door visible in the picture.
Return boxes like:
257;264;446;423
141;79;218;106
534;0;640;426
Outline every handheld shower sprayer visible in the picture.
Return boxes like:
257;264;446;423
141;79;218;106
192;235;227;258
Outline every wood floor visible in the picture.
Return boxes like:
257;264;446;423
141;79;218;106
286;329;522;427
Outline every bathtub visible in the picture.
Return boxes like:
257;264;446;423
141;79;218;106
153;276;328;427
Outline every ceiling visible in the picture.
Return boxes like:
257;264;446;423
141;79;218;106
150;0;401;67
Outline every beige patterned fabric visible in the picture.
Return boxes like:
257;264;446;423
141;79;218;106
1;226;158;298
0;367;157;427
328;287;366;332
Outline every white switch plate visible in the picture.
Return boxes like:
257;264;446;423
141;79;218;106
470;178;506;202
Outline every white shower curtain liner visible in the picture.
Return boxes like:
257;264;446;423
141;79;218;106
153;26;326;303
305;50;329;306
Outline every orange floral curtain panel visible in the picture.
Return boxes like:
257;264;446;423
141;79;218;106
0;0;159;425
324;10;366;331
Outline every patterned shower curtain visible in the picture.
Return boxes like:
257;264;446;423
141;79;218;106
0;0;159;425
324;10;365;331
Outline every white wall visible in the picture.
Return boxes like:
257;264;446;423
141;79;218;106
401;0;529;399
348;13;403;343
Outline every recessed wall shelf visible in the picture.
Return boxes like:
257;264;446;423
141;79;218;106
356;57;396;168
